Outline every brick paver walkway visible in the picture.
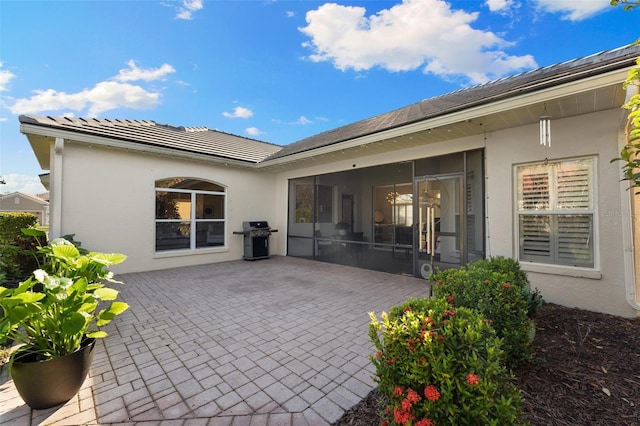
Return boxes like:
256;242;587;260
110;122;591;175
1;256;431;425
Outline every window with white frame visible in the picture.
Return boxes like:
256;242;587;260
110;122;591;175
155;178;225;252
516;157;595;268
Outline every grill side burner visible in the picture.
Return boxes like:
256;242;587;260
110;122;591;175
233;221;278;260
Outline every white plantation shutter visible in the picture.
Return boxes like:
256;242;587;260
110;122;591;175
520;215;551;261
519;171;550;210
556;164;591;209
517;158;595;268
557;215;593;266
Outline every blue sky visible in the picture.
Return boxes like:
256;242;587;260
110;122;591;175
0;0;638;194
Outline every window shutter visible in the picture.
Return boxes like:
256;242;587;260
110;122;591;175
557;215;593;266
520;171;550;210
556;165;591;210
516;158;595;268
519;215;551;260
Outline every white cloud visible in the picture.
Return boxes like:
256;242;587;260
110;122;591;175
223;106;254;119
0;173;46;195
0;62;16;92
115;60;175;82
10;88;88;115
485;0;512;12
286;11;295;18
297;116;312;125
245;127;263;136
176;0;203;20
7;61;173;116
535;0;609;21
86;81;161;116
299;0;537;84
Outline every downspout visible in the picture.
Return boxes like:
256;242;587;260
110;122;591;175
49;137;64;239
619;83;640;313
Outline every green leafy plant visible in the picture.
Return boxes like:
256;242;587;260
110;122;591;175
0;237;129;369
612;56;640;190
610;0;640;11
431;257;542;366
609;0;640;190
0;214;42;284
369;297;524;425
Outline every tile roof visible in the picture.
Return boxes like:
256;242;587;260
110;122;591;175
265;44;640;161
19;116;283;164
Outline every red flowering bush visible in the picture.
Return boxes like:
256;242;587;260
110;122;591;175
431;257;542;366
369;297;523;425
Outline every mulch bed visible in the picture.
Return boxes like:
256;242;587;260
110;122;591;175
334;303;640;425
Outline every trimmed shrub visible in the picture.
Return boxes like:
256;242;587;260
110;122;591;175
466;257;543;319
0;213;43;284
431;257;542;366
369;297;523;425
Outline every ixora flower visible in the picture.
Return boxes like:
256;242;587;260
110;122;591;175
416;419;435;426
394;406;414;424
466;373;480;385
406;388;421;403
424;385;440;401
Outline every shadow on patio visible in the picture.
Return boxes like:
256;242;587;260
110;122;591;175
1;256;431;425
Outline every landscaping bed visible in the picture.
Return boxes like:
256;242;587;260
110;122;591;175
334;303;640;425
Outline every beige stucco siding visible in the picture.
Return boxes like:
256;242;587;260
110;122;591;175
55;142;278;274
486;108;635;317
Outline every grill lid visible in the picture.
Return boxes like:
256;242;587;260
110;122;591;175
243;221;270;230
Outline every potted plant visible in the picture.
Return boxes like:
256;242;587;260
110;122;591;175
0;236;129;409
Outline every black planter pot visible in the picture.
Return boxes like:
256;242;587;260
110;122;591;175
11;338;96;410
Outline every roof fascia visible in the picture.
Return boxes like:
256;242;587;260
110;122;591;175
19;123;259;169
257;68;629;168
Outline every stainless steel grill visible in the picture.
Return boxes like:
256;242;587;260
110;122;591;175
234;221;277;260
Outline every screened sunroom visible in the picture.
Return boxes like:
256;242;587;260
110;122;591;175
286;149;485;278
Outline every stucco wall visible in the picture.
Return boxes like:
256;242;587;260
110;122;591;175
56;142;278;274
486;108;636;317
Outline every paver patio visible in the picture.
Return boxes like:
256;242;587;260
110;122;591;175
1;256;431;425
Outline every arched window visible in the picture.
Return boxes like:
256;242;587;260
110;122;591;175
155;178;225;252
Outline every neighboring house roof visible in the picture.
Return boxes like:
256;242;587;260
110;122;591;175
19;116;283;164
19;44;640;167
266;44;640;161
0;191;49;206
35;192;50;202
